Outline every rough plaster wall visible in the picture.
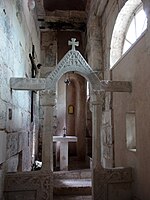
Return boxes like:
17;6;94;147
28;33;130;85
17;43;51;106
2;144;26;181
112;32;150;200
86;0;150;169
89;0;150;168
0;0;40;198
100;0;150;169
97;0;150;198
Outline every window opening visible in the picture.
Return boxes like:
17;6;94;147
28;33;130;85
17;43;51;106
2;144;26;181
123;6;147;54
126;112;136;151
110;0;147;68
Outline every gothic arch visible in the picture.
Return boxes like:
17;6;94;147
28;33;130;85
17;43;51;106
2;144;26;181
45;45;100;91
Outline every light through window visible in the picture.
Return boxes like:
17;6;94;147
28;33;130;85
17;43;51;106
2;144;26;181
123;6;147;54
110;0;147;68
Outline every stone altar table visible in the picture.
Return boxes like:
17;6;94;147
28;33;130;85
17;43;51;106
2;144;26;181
53;136;77;171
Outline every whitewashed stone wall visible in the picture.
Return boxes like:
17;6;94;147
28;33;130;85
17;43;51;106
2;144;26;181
0;0;40;198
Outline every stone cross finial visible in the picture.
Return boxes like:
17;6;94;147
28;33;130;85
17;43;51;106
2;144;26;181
68;38;79;51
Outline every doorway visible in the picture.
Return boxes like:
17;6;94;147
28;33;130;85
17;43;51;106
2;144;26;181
54;72;90;170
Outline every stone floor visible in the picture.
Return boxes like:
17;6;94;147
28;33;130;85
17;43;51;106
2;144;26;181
54;157;92;200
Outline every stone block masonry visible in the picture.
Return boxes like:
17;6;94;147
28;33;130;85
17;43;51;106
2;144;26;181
0;0;41;198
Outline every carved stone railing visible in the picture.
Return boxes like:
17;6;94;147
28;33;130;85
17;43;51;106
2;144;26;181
4;170;53;200
93;166;132;200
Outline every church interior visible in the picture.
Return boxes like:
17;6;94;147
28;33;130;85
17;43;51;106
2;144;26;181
0;0;150;199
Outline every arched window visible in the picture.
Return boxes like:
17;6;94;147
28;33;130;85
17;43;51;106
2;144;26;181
110;0;147;68
123;5;147;54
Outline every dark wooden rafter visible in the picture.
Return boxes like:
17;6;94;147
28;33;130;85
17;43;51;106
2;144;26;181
38;20;86;31
38;10;87;31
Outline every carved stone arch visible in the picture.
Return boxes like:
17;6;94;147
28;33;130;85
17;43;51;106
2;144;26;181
45;49;100;91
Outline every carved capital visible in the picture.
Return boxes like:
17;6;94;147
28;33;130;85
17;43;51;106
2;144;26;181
91;91;105;106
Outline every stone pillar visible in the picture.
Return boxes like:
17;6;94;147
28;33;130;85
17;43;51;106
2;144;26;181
41;91;56;171
91;91;104;200
87;15;103;79
75;76;86;160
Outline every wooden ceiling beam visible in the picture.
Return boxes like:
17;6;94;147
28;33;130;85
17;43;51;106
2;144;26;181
38;10;87;31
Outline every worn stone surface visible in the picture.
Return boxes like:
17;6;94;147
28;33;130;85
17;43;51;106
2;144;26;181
6;155;18;172
54;196;92;200
87;15;103;75
0;0;40;187
6;131;28;160
98;80;132;92
7;132;19;159
41;31;57;78
4;171;53;200
10;78;46;90
53;169;91;180
93;166;132;200
45;48;100;90
42;105;55;171
0;170;4;200
0;131;7;164
0;100;6;129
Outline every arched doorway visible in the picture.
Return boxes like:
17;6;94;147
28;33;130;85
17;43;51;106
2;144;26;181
44;38;101;172
56;71;87;170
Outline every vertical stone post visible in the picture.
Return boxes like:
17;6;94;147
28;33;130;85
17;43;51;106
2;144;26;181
41;91;56;171
87;15;103;78
91;91;104;200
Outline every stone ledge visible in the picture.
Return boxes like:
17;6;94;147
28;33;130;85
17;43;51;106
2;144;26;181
93;166;132;200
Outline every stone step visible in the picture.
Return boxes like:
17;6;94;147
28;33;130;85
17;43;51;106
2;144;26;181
53;179;92;194
54;169;91;179
54;178;92;195
53;195;92;200
53;170;92;196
